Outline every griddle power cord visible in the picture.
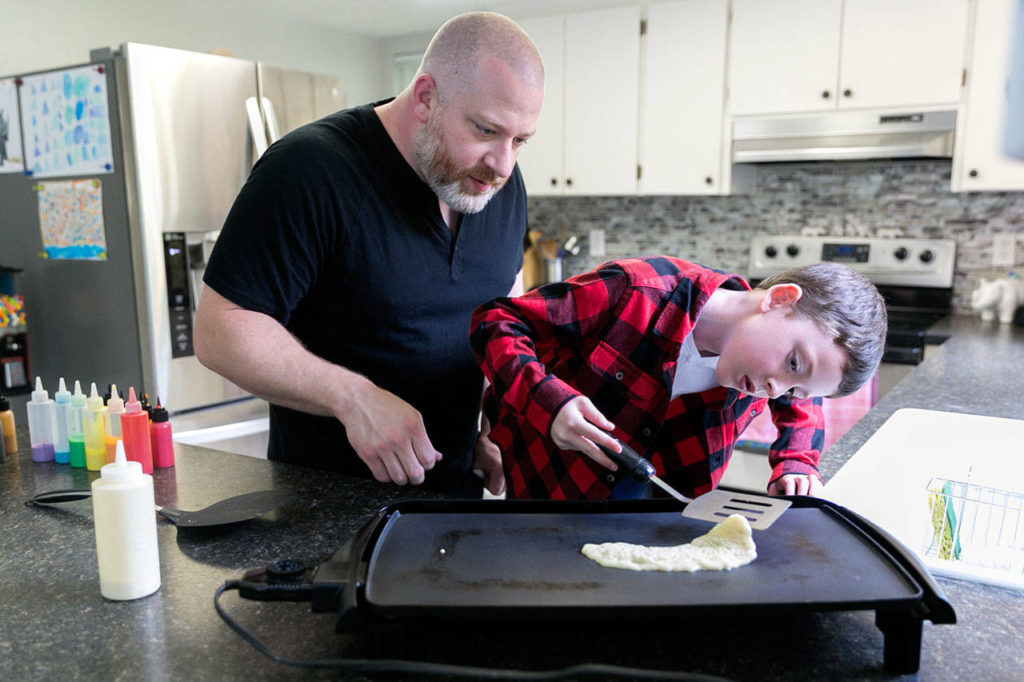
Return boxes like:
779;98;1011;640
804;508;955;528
215;580;736;681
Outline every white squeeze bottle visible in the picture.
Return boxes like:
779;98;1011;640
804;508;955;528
91;440;161;600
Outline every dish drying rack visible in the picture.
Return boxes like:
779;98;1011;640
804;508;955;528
925;476;1024;590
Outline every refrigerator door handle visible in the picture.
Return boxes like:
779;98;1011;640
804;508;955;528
261;97;281;146
245;96;269;158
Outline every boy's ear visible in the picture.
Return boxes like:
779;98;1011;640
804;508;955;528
759;283;803;313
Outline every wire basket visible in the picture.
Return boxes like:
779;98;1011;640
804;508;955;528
925;477;1024;580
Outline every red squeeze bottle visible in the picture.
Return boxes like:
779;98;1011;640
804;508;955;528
150;398;174;468
121;387;154;474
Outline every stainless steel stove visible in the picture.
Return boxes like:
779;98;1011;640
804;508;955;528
747;235;956;364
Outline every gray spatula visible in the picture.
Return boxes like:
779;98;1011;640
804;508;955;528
598;442;790;530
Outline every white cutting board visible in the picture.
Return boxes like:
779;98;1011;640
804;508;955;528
824;408;1024;589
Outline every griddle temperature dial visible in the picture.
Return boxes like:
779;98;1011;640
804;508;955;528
894;247;909;261
764;245;778;258
786;244;800;257
920;250;935;264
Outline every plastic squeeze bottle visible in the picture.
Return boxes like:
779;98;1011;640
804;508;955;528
121;387;153;474
91;440;161;600
0;395;16;459
53;378;72;464
83;383;107;471
26;377;56;462
66;380;88;468
104;385;125;464
150;398;174;469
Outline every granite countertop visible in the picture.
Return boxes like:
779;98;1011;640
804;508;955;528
1;314;1023;681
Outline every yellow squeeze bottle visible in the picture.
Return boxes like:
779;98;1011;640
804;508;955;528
104;385;125;464
83;383;107;471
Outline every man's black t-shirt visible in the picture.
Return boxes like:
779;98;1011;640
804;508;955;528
203;102;527;493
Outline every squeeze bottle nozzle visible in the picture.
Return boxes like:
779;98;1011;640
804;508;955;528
31;376;48;402
86;382;103;408
125;387;141;413
55;378;71;403
70;380;86;407
102;439;141;482
107;385;124;412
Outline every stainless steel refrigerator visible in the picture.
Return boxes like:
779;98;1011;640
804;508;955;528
0;43;344;438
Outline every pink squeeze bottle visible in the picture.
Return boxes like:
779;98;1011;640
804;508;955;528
120;387;153;474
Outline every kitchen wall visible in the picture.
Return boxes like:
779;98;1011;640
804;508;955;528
531;159;1024;314
2;0;384;104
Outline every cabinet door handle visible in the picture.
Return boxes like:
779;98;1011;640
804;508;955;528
566;178;573;187
969;169;979;178
821;90;831;99
843;88;853;98
550;177;558;186
704;176;713;185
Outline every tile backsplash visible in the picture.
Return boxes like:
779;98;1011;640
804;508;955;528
528;159;1024;314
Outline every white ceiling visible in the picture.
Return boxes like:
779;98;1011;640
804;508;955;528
220;0;634;37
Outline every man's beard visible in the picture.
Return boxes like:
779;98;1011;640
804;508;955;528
415;114;507;214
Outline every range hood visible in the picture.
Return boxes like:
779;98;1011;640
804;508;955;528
732;109;956;163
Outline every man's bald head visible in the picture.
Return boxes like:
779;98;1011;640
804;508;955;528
418;12;544;103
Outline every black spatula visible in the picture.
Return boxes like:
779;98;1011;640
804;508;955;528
27;488;294;527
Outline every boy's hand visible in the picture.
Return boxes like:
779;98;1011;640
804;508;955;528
767;473;823;496
551;396;621;470
473;414;506;496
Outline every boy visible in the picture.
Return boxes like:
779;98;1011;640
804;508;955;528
470;256;886;500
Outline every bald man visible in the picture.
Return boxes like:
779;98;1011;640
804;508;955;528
194;13;544;496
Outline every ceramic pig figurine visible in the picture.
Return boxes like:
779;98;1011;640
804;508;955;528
971;277;1024;323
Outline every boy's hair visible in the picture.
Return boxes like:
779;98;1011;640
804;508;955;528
755;262;887;397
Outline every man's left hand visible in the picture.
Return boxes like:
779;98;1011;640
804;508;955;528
767;473;823;496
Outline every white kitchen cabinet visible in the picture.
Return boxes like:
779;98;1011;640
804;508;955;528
514;14;564;196
516;7;641;195
728;0;969;116
728;0;842;116
953;0;1024;191
639;0;730;195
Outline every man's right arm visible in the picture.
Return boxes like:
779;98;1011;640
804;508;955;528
193;285;441;485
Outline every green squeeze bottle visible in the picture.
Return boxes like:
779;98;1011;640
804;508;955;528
67;380;88;468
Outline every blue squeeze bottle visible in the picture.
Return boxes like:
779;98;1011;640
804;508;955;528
53;378;72;464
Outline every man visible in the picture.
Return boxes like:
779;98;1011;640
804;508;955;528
194;12;544;497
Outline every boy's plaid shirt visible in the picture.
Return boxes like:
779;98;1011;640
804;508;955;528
471;256;824;500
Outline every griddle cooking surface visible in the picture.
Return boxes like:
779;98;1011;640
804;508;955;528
365;507;920;611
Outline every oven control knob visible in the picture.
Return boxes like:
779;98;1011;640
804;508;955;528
786;244;800;257
894;246;909;260
764;245;778;258
919;250;935;264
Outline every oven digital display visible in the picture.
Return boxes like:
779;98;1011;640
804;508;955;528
822;243;870;263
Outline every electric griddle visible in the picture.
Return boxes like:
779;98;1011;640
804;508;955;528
311;496;955;674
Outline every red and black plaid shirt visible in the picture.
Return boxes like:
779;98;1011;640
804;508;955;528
470;257;824;500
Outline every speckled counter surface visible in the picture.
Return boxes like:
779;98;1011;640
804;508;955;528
1;315;1022;681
